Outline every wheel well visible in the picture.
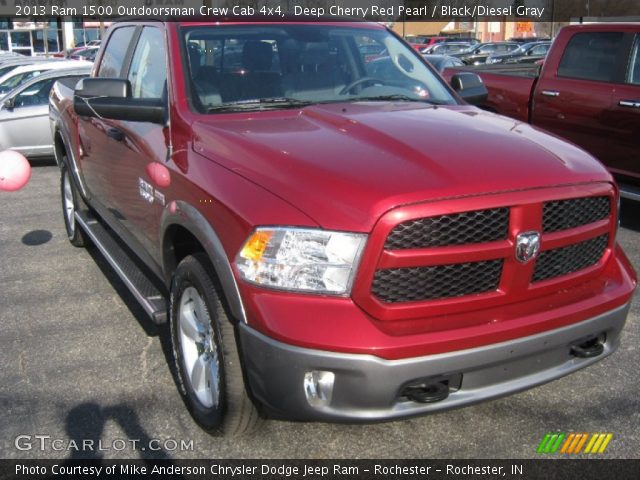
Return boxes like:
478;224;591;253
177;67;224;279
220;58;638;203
164;225;207;280
54;131;66;166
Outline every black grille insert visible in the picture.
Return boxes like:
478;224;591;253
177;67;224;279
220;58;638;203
532;235;608;283
543;196;610;233
385;208;509;250
372;260;503;303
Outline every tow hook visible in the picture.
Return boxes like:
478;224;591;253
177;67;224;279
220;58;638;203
403;382;450;403
570;335;606;358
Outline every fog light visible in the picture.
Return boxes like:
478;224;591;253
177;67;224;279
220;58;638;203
303;371;335;407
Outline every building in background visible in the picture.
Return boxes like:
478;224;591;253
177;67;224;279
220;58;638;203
0;18;109;56
393;20;560;43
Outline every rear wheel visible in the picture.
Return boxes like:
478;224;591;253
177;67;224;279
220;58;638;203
169;253;261;435
60;162;86;247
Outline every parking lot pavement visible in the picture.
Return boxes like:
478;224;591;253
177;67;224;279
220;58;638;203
0;164;638;460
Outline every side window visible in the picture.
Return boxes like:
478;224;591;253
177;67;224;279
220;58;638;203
627;36;640;85
0;70;44;94
532;44;550;55
13;78;56;107
127;27;167;99
98;26;135;78
558;32;625;82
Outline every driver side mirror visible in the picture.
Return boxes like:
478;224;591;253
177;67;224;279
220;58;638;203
2;98;14;110
74;78;165;124
450;72;488;106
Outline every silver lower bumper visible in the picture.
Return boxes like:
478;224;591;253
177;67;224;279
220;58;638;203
239;303;630;422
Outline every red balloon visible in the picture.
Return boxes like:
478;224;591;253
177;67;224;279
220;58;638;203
0;150;31;192
146;162;171;188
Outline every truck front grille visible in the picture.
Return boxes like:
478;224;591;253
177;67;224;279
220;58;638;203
543;196;610;232
364;190;613;310
372;260;503;303
385;208;509;249
532;234;608;282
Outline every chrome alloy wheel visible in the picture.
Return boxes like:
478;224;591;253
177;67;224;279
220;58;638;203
178;286;220;408
63;171;75;233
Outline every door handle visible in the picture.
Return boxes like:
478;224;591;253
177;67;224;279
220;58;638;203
106;127;124;141
618;100;640;108
541;90;560;97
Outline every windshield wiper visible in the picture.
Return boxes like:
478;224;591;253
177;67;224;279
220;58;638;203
350;94;444;105
207;97;313;112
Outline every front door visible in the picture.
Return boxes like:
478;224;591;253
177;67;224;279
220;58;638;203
78;24;169;264
97;25;169;261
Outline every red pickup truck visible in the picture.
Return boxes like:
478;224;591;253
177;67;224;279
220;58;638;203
50;20;636;435
445;24;640;201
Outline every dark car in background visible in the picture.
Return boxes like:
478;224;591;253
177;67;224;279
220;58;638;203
69;46;100;62
423;42;473;55
509;37;551;43
407;37;479;54
454;42;520;65
486;41;552;64
422;54;465;72
358;43;386;62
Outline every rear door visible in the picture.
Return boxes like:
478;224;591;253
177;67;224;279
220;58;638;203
609;33;640;186
532;31;628;165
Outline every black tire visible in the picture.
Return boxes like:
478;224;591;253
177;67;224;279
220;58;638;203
169;253;262;435
60;162;87;248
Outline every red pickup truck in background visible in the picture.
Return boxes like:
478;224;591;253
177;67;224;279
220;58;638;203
49;20;636;436
445;24;640;201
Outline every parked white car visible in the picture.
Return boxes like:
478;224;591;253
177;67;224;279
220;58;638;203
0;55;59;79
0;66;91;158
0;61;92;99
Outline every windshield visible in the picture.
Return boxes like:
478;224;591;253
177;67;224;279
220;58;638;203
181;24;457;113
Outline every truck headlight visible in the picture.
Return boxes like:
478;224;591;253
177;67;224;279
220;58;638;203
236;228;367;295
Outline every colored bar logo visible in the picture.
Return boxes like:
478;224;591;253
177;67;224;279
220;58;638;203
537;433;613;454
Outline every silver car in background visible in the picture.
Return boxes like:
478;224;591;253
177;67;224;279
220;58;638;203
0;61;91;100
0;55;57;79
0;66;91;158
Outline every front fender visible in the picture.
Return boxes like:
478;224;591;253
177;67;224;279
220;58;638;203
160;201;246;323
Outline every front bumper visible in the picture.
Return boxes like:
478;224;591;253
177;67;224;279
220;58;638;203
239;302;630;422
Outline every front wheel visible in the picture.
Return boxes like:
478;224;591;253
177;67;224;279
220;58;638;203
169;253;262;435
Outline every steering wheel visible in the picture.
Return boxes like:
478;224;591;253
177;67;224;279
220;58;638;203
339;77;386;95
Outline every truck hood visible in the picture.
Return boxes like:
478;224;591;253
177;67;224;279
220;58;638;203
192;103;612;232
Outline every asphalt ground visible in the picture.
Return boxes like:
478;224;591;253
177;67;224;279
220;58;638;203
0;163;638;460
